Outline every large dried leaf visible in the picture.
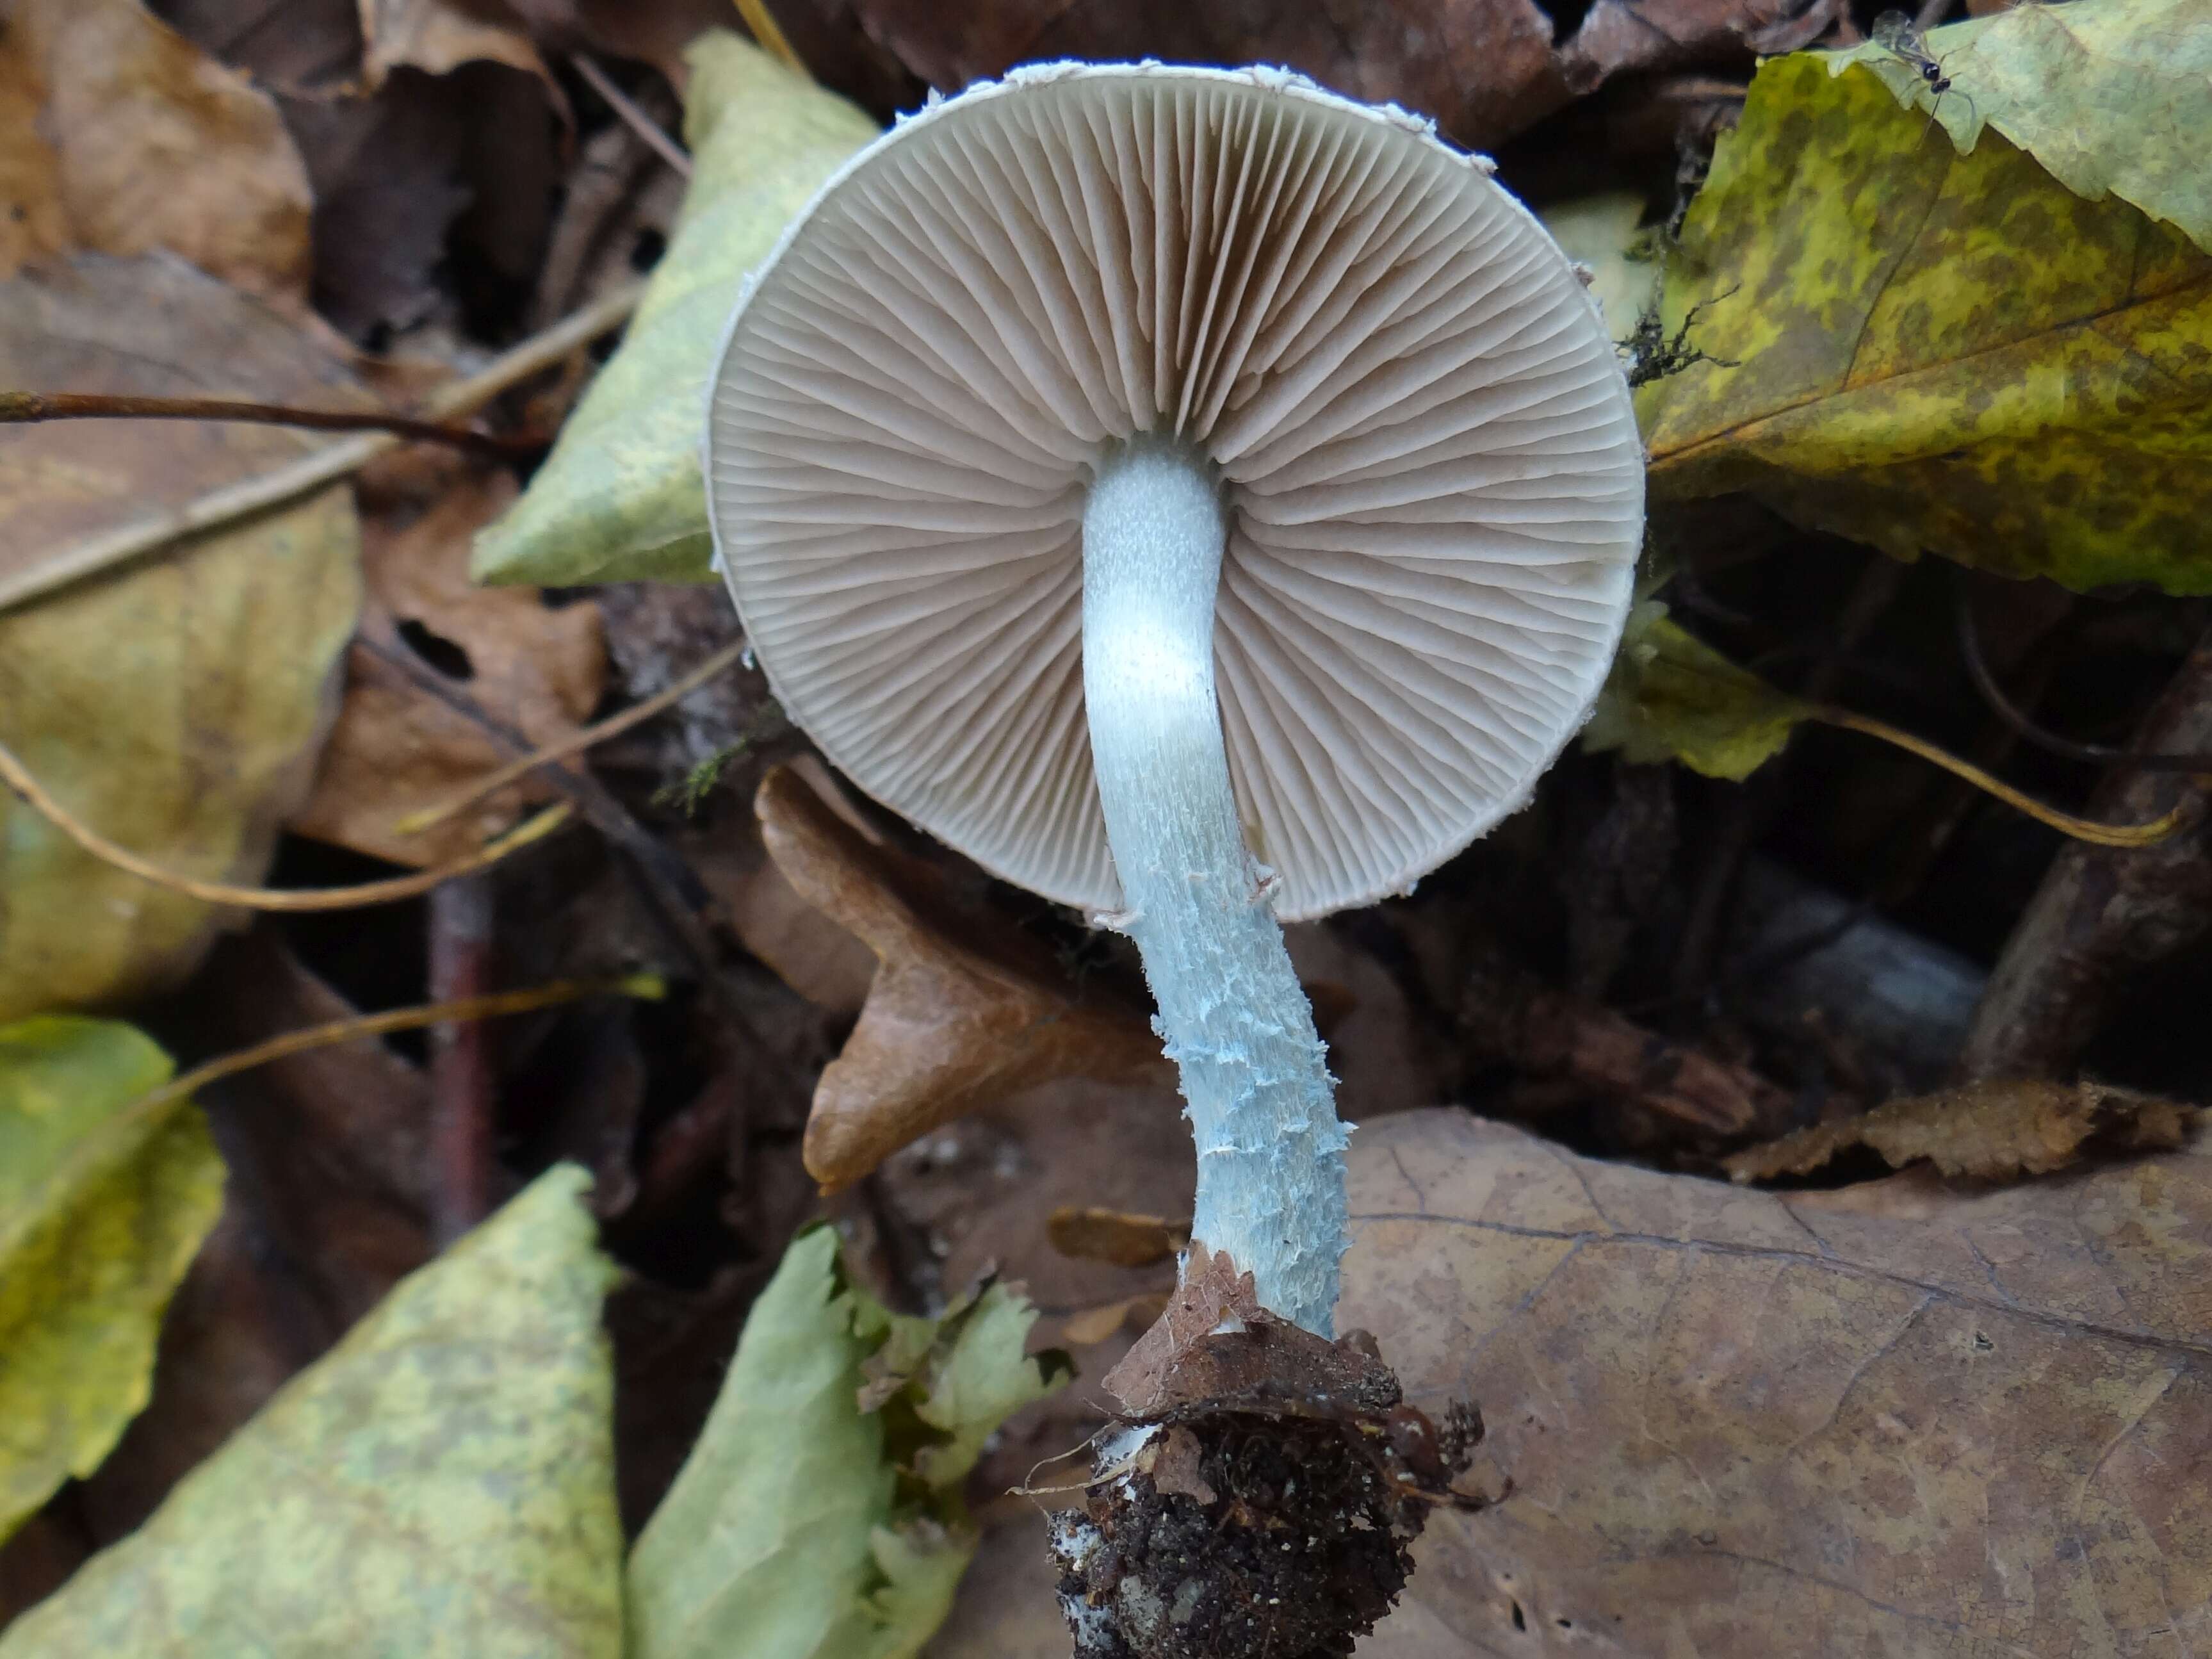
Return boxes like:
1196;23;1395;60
1345;1109;2212;1655
628;1224;1065;1659
754;765;1166;1191
0;254;364;1020
775;0;1818;151
1833;0;2212;249
0;1017;222;1545
932;1109;2212;1653
0;1165;623;1658
1638;15;2212;593
472;31;878;587
291;467;605;867
0;0;311;304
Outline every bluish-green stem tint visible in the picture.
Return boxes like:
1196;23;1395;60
1080;439;1347;1336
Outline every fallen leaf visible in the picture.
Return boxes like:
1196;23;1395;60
492;0;735;82
473;30;879;587
1540;191;1661;341
1046;1207;1187;1270
627;1223;1066;1659
874;1077;1193;1331
62;931;439;1543
279;59;560;342
774;0;1809;151
291;465;606;867
754;765;1166;1192
0;1017;223;1545
0;1164;624;1657
360;0;553;86
149;0;362;97
1833;0;2212;249
1638;24;2212;592
1346;1109;2212;1655
0;0;312;305
0;45;65;280
1727;1077;2197;1182
1584;600;1807;780
932;1109;2212;1653
0;254;363;1020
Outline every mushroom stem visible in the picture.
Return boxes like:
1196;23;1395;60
1082;438;1347;1336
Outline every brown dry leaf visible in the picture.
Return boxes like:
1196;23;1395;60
1346;1109;2212;1655
0;0;312;306
0;254;362;1020
770;0;1814;150
0;45;65;280
1727;1078;2199;1184
289;465;605;867
755;764;1167;1191
1046;1207;1187;1271
939;1110;2212;1654
873;1076;1192;1325
359;0;553;86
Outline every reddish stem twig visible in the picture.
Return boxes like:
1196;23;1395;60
0;391;535;457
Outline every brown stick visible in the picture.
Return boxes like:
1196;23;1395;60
395;639;748;836
0;730;570;910
0;391;533;457
1958;627;2212;1080
428;876;500;1245
0;279;644;616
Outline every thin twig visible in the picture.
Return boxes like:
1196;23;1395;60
396;639;748;835
569;54;693;177
1812;707;2188;847
730;0;809;74
63;975;666;1219
0;732;571;909
429;876;500;1245
1955;586;2212;772
0;392;535;457
0;280;645;617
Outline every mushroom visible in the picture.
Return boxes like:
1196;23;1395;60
706;65;1643;1340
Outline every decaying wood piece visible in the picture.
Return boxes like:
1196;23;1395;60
1960;628;2212;1080
1461;942;1796;1138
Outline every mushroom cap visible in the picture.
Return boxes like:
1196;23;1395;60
707;63;1643;922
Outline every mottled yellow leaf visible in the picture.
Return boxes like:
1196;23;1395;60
0;1016;221;1544
1638;41;2212;592
0;1165;622;1658
1583;602;1807;780
473;32;879;587
0;255;363;1020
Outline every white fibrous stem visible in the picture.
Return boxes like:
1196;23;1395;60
1081;438;1347;1337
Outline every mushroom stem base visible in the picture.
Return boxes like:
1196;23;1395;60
1081;438;1346;1336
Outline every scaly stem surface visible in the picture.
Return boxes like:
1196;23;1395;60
1081;439;1346;1335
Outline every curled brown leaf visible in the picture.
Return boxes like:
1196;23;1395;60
754;765;1167;1191
1725;1077;2199;1183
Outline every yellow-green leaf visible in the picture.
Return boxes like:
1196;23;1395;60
1833;0;2212;251
473;33;879;587
0;1165;623;1658
0;1017;220;1544
0;254;362;1019
1636;41;2212;593
628;1225;1066;1659
1584;603;1807;780
1541;192;1661;342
